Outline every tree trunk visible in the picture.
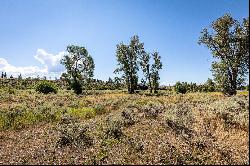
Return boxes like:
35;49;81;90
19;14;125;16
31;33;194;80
153;74;158;94
129;72;135;94
231;68;237;95
227;67;237;96
147;65;152;93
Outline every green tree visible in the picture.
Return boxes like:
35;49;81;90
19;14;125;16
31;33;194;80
61;45;95;94
205;78;216;92
198;14;249;95
139;52;153;93
139;51;163;93
113;76;122;89
174;81;187;94
114;35;145;94
151;52;163;93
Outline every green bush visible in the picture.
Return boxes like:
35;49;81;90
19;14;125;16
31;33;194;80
71;81;82;94
35;81;58;94
174;81;188;94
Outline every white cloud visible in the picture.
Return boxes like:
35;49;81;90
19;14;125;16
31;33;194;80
34;49;65;73
0;49;66;78
0;58;47;77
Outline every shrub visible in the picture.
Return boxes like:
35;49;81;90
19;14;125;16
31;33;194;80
57;123;93;148
68;107;96;119
8;88;16;94
120;108;138;127
35;81;58;94
174;82;187;94
164;103;195;138
71;81;82;95
141;102;164;118
105;116;123;139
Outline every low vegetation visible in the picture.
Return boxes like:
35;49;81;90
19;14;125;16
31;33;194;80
35;81;58;94
0;89;248;164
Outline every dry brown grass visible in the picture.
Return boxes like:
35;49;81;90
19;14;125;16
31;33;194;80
0;89;248;164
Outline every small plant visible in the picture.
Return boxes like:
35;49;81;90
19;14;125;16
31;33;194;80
35;81;58;94
105;116;123;139
57;123;93;148
8;88;16;94
164;103;195;138
126;137;144;153
120;108;138;127
140;102;165;118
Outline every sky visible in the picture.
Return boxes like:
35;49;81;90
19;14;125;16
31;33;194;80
0;0;249;85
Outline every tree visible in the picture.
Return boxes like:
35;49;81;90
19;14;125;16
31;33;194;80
113;76;122;89
151;52;163;93
198;14;249;95
139;51;163;93
140;52;152;93
205;78;216;92
174;81;188;94
114;35;145;94
61;45;95;94
18;74;22;80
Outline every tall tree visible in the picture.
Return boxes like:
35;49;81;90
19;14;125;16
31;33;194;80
114;35;145;94
198;14;249;95
61;45;95;94
151;51;163;93
140;52;153;93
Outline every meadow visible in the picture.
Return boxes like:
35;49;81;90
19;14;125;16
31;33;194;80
0;88;248;165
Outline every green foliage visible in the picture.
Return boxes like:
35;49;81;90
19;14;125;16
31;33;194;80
201;78;216;92
114;35;144;94
139;51;163;93
174;81;188;94
140;52;152;92
61;45;95;94
174;79;217;94
151;52;163;93
199;14;249;96
71;80;82;94
35;81;58;94
68;107;96;119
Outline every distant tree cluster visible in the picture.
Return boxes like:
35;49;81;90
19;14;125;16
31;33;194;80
81;77;126;90
174;78;217;94
1;72;7;78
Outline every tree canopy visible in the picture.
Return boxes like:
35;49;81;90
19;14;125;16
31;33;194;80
199;14;249;95
61;45;95;94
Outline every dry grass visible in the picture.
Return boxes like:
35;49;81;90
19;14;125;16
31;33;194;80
0;89;249;165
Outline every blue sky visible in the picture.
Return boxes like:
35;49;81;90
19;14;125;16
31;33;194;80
0;0;249;85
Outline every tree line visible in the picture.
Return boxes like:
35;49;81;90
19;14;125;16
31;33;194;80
1;14;249;96
60;35;163;94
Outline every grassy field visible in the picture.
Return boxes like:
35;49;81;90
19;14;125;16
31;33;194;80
0;89;249;165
